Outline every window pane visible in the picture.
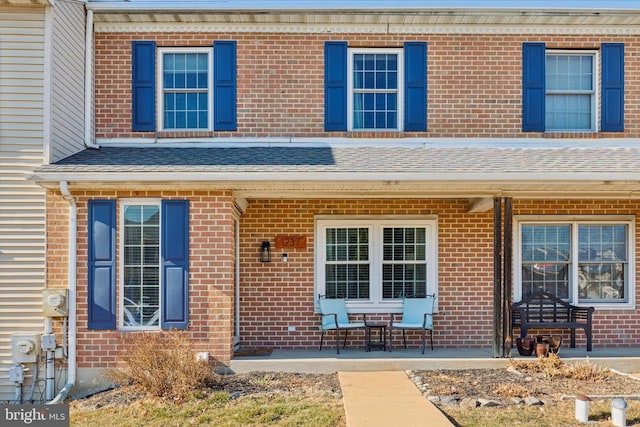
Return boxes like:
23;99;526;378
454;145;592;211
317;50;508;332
521;225;570;298
325;227;369;299
578;225;627;302
325;265;369;299
123;204;160;327
162;52;209;130
382;227;428;299
545;53;593;131
352;52;399;130
546;94;591;130
382;264;427;299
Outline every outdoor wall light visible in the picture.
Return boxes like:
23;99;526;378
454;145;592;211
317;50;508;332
260;241;271;262
282;253;288;262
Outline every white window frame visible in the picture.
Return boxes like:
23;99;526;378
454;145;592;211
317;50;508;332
514;215;635;310
545;49;598;133
119;198;163;331
347;48;404;132
157;47;214;131
315;216;438;313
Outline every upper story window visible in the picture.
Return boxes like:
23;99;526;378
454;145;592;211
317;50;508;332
158;48;212;130
131;40;236;133
522;42;624;133
324;41;427;133
514;216;635;310
316;217;438;312
545;51;596;132
348;49;403;131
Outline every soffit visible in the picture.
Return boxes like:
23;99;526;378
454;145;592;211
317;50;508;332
0;0;50;5
91;11;640;28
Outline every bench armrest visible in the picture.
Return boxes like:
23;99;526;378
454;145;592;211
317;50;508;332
570;305;594;322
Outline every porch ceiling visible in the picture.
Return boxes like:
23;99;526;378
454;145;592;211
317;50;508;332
28;143;640;199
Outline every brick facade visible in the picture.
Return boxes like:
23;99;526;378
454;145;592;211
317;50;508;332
46;193;640;368
41;26;640;372
95;32;640;139
47;190;237;368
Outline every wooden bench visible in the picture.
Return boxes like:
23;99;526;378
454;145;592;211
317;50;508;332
512;291;595;351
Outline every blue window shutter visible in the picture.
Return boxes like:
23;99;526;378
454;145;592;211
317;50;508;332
324;41;348;131
522;42;546;132
214;40;237;131
88;200;116;330
404;42;427;131
602;43;624;132
161;200;189;329
131;41;156;131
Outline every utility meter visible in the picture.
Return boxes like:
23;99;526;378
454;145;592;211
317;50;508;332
42;289;68;317
12;334;40;363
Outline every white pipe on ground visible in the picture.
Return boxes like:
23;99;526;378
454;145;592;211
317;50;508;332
48;181;77;404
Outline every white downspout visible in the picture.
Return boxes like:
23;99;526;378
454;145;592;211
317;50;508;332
84;9;99;150
48;181;77;404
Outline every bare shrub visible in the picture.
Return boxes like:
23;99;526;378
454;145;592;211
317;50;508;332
106;330;218;402
493;383;530;398
562;360;610;382
509;354;610;382
538;353;565;378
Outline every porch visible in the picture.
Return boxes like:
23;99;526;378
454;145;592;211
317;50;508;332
229;347;640;375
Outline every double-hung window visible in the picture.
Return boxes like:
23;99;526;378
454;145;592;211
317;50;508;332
122;201;162;328
515;217;635;309
348;49;402;130
86;199;189;331
324;41;427;132
131;40;236;132
545;51;596;131
522;43;624;132
158;48;212;131
316;217;438;312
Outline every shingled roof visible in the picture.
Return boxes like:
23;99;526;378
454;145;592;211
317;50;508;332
28;143;640;198
34;145;640;175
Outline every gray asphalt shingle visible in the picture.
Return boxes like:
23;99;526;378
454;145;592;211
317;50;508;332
35;145;640;176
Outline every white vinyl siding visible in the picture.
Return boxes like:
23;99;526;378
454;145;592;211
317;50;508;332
50;0;87;163
0;7;47;403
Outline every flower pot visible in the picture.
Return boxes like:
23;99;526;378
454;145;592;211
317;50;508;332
548;336;562;354
516;337;535;356
535;342;549;357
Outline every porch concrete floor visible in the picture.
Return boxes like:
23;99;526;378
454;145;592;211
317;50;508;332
229;347;640;375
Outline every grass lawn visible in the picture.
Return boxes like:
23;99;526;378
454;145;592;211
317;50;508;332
71;390;346;427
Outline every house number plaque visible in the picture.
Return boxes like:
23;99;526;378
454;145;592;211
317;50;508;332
275;235;306;249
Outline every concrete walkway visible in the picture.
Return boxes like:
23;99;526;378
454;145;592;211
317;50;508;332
338;371;454;427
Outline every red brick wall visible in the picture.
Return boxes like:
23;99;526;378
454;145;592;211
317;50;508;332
94;32;640;139
46;190;237;368
46;193;640;363
239;198;640;350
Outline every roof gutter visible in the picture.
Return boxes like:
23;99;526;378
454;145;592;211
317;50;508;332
48;181;77;404
84;9;100;150
24;170;640;183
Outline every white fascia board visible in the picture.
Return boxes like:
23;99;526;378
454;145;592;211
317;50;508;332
26;170;640;183
95;136;640;150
